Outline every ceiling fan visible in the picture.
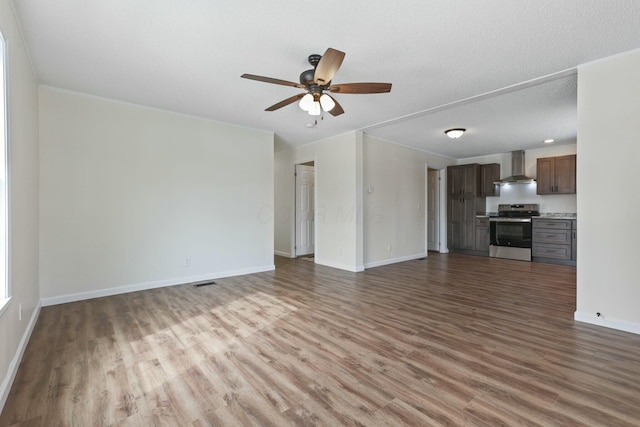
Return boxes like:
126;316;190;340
241;48;392;117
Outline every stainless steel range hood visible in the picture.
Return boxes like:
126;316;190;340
494;150;536;185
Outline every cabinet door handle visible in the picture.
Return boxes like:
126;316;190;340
550;186;553;192
555;185;558;192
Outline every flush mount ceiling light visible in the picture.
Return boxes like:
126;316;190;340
445;128;466;139
544;138;555;144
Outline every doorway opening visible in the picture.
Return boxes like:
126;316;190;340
295;161;315;258
427;168;441;252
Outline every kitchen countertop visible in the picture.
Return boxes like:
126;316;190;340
536;213;577;220
475;212;577;219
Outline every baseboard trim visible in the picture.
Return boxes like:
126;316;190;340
274;250;292;258
364;252;428;269
314;258;364;273
1;302;41;413
574;311;640;335
41;264;276;307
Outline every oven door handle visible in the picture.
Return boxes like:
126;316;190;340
489;218;532;223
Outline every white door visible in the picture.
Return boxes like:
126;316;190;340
295;164;315;256
427;168;440;251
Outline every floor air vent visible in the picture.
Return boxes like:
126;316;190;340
193;281;217;287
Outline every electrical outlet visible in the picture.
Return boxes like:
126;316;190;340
184;257;191;267
388;245;392;252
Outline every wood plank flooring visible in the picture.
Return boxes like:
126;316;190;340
2;253;640;426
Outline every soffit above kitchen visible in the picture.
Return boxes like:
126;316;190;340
10;0;640;158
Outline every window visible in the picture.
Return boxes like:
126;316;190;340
0;29;8;314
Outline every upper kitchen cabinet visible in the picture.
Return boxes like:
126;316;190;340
536;154;576;195
448;163;481;196
480;163;500;197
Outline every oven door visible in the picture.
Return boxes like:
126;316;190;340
489;218;533;261
490;218;532;248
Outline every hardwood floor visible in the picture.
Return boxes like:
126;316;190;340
2;254;640;426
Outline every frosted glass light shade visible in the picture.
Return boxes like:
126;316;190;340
299;93;314;111
308;101;321;116
319;94;335;112
445;128;466;139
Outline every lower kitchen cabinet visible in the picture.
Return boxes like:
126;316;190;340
533;242;572;259
532;218;576;266
475;217;490;253
571;219;577;261
449;196;477;251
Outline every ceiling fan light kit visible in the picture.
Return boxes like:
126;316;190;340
299;93;314;111
319;94;335;112
445;128;466;139
308;101;322;116
241;48;392;118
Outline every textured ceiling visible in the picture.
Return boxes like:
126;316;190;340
10;0;640;158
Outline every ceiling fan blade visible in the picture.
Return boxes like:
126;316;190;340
265;93;306;111
314;48;345;86
327;95;344;116
329;82;392;94
241;73;306;89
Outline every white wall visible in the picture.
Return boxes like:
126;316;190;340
363;135;454;267
462;144;577;213
39;87;274;303
0;0;40;411
274;131;363;271
575;49;640;334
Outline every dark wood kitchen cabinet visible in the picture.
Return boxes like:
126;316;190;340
480;163;501;197
475;217;490;253
571;219;577;261
536;155;576;195
448;163;480;197
448;196;477;250
532;218;576;266
447;164;486;253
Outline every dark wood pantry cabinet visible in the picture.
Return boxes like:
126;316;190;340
536;154;576;195
447;164;486;253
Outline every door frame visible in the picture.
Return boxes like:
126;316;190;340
425;165;447;254
438;167;448;253
290;157;317;258
426;166;438;253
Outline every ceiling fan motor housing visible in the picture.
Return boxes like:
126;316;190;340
300;53;324;85
299;69;316;85
307;54;321;67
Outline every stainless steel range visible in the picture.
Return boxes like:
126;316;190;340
489;204;540;261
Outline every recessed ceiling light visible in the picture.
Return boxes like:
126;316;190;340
445;128;466;139
544;139;554;144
